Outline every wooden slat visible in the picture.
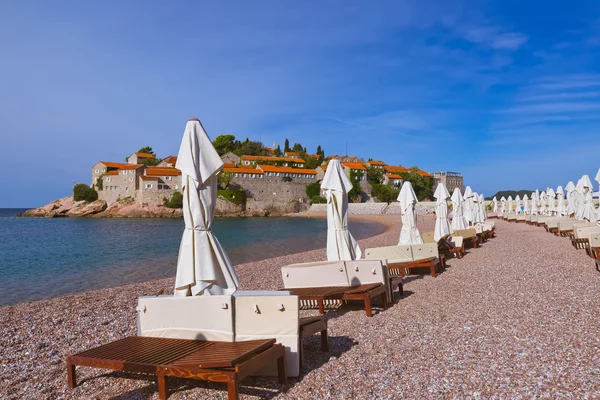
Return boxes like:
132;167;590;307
171;339;275;368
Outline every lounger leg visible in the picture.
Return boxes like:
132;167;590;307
317;299;325;315
320;329;328;351
67;360;76;388
430;262;436;278
381;292;388;309
227;376;239;400
365;295;372;317
277;353;287;384
157;374;167;400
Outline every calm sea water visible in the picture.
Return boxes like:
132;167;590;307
0;208;385;306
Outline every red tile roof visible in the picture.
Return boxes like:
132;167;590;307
257;165;317;175
135;152;155;158
145;167;182;177
223;162;235;168
119;164;144;170
104;171;119;176
384;165;407;173
222;167;263;175
369;161;385;166
385;173;402;179
100;161;133;169
285;151;300;156
162;155;177;164
140;175;159;181
342;162;367;171
241;155;305;163
417;170;432;177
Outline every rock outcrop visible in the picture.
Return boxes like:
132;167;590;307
21;197;108;217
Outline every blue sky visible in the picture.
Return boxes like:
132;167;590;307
1;1;600;207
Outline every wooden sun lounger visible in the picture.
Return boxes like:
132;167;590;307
286;283;388;317
67;336;286;400
389;256;444;278
298;316;328;369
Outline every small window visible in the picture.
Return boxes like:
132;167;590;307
145;183;153;189
106;177;111;182
175;184;179;189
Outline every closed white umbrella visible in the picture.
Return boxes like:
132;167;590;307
492;196;498;213
174;118;240;296
398;181;423;245
596;170;600;221
506;196;513;213
556;186;566;216
433;183;451;241
565;181;576;217
499;196;506;213
578;175;596;222
472;191;482;223
546;188;556;215
463;186;474;224
321;159;362;260
451;187;468;231
514;195;521;214
540;191;548;216
575;178;586;220
531;190;540;215
523;194;530;214
478;193;487;221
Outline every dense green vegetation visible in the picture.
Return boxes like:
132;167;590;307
370;183;400;203
212;134;325;169
73;184;98;202
348;170;362;202
218;189;246;205
400;167;435;201
305;182;326;204
163;192;183;208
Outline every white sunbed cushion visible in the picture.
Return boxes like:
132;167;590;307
281;261;348;289
234;293;300;377
137;295;234;342
364;245;414;264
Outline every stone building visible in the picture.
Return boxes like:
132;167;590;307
221;152;241;165
126;152;155;164
240;155;305;168
158;156;177;167
432;171;464;194
341;162;367;181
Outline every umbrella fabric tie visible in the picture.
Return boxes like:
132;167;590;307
186;227;211;232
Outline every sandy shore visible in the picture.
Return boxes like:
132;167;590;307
3;215;600;398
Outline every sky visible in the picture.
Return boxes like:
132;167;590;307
1;0;600;207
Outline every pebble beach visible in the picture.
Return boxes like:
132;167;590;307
2;214;600;399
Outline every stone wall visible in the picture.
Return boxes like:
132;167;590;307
308;201;436;215
231;176;311;213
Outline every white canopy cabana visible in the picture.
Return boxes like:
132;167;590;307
433;183;451;241
398;181;424;245
463;186;475;224
566;181;577;217
174;118;240;297
321;159;362;260
451;187;468;231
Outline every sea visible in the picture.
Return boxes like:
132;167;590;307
0;208;385;306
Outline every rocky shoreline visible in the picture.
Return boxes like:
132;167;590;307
18;197;283;218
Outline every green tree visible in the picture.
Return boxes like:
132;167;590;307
400;167;435;201
292;143;304;153
306;182;321;198
371;184;399;204
366;166;384;183
73;184;98;202
316;145;324;157
234;138;263;156
273;145;282;156
164;192;183;208
131;146;160;166
347;170;362;203
95;176;103;191
284;138;290;152
137;146;155;156
218;171;234;189
213;134;236;155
